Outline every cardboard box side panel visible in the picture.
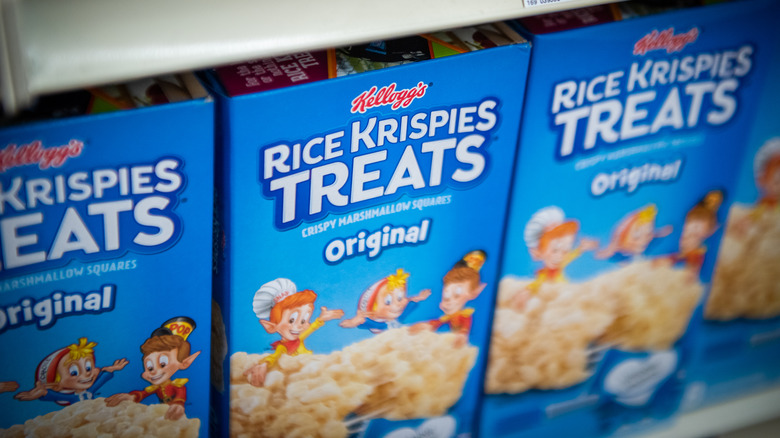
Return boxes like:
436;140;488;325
210;88;236;437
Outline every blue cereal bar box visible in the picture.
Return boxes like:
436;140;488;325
205;24;530;438
686;0;780;409
0;74;214;437
480;1;775;437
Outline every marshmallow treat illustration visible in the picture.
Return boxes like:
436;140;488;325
411;251;487;347
669;190;723;275
340;269;431;332
105;317;200;421
15;338;128;405
244;278;344;387
596;204;673;261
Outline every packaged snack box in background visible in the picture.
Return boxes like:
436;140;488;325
480;1;775;437
206;24;530;438
685;2;780;410
0;75;213;437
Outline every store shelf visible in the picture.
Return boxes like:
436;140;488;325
0;0;611;114
640;387;780;438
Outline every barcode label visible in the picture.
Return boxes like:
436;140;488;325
524;0;578;8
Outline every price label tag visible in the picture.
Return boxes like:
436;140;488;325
524;0;579;8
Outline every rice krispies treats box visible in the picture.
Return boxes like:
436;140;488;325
480;1;776;437
206;28;530;438
684;0;780;410
0;80;213;437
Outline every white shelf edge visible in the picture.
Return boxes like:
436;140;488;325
3;0;613;114
639;387;780;438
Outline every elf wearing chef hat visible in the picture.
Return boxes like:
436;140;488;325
105;317;200;421
596;204;672;262
339;269;431;333
753;138;780;215
730;138;780;235
244;279;344;387
15;337;128;405
523;207;598;294
411;251;487;348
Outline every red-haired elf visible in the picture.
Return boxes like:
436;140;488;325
513;207;598;309
245;278;344;387
340;269;430;333
596;204;672;262
15;338;128;405
105;318;200;421
411;251;487;347
525;207;598;289
667;190;723;276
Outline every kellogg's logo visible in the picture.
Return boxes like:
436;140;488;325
0;139;84;173
351;81;428;113
633;27;699;56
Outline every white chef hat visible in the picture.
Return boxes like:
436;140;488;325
524;206;565;250
253;278;296;320
754;137;780;181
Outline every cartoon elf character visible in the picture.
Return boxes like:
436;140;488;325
105;317;200;421
0;381;19;393
511;207;598;309
731;139;780;235
596;204;672;261
751;138;780;217
525;207;598;289
15;338;128;405
339;269;431;333
410;251;487;347
244;278;344;387
666;190;723;275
